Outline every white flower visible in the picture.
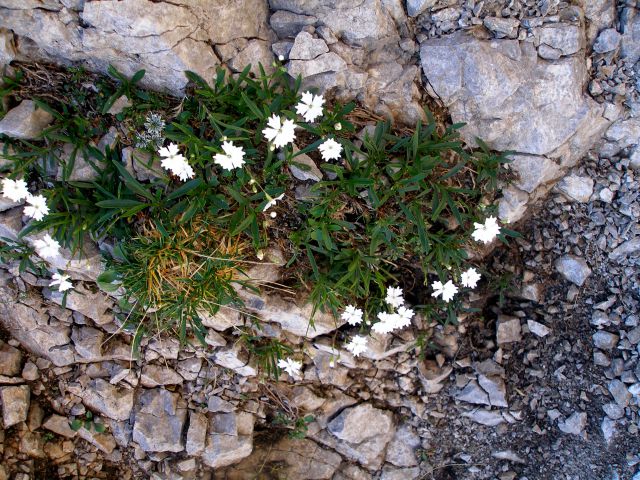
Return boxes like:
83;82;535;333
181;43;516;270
394;306;415;329
345;335;368;357
49;272;73;292
277;357;302;377
461;267;481;289
34;234;61;260
431;280;459;303
214;140;246;170
334;122;342;131
372;312;396;334
318;138;342;161
2;178;29;202
158;143;194;181
295;91;324;123
278;54;285;61
263;193;285;212
340;305;363;326
262;114;297;148
24;194;49;221
385;286;404;308
472;216;501;244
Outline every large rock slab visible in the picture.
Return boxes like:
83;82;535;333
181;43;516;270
1;385;30;428
420;32;603;157
81;379;134;422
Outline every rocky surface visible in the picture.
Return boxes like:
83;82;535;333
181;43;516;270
0;1;639;479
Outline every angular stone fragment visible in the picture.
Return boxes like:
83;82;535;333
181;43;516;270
0;340;22;376
270;10;317;39
81;379;134;422
0;100;53;140
593;331;619;351
556;174;594;202
186;411;208;456
140;365;183;388
132;388;187;452
328;403;394;444
456;379;490;406
385;423;420;467
1;385;30;428
288;52;347;78
558;411;587;435
43;414;77;438
527;320;551;338
496;315;522;345
289;31;329;60
555;255;591;286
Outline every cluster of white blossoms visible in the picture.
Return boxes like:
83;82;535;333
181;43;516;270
2;178;50;221
429;216;500;302
158;143;194;181
1;179;72;293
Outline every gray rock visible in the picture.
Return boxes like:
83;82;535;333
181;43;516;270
601;417;617;444
591;311;610;327
478;374;508;408
328;404;394;444
627;326;640;345
510;154;562;194
498;186;529;224
406;0;436;17
122;147;162;182
81;379;134;421
621;11;640;63
71;326;103;361
593;331;619;351
484;17;520;38
106;95;132;115
288;52;347;78
0;385;30;428
420;32;605;158
140;365;183;388
556;174;594;202
45;284;113;325
463;408;505;426
270;10;317;39
496;315;522;345
43;414;78;438
213;345;257;377
0;340;22;376
55;143;104;181
0;100;53;139
0;284;75;367
185;411;207;456
609;238;640;262
207;396;234;413
456;379;490;406
555;255;592;286
380;466;421;480
385;423;420;467
535;24;583;57
289;149;323;181
602;403;624;420
599;187;614;203
537;44;563;60
289;31;328;60
558;411;587;435
593;28;621;53
527;320;551;337
201;433;253;468
132;388;187;452
608;379;631;407
21;362;38;381
605;119;640;148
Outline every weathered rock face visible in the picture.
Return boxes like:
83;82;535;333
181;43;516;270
1;0;273;92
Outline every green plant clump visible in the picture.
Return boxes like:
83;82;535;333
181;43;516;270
0;62;513;368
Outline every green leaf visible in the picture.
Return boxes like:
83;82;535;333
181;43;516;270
69;419;83;431
166;178;203;201
95;199;147;209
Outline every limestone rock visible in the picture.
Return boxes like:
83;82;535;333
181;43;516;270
527;320;551;338
201;412;253;468
406;0;437;17
289;31;329;60
498;186;529;224
534;24;583;57
186;411;208;456
558;411;587;436
556;174;594;202
0;340;22;376
385;423;420;467
71;326;104;361
239;290;345;338
555;255;592;286
45;283;113;325
122;147;162;182
140;365;184;388
1;385;30;427
43;414;77;439
81;379;134;422
214;345;257;377
270;10;317;39
593;28;621;53
510;154;561;194
324;403;396;469
0;100;53;140
132;388;187;452
496;315;522;345
420;32;603;157
288;52;347;78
